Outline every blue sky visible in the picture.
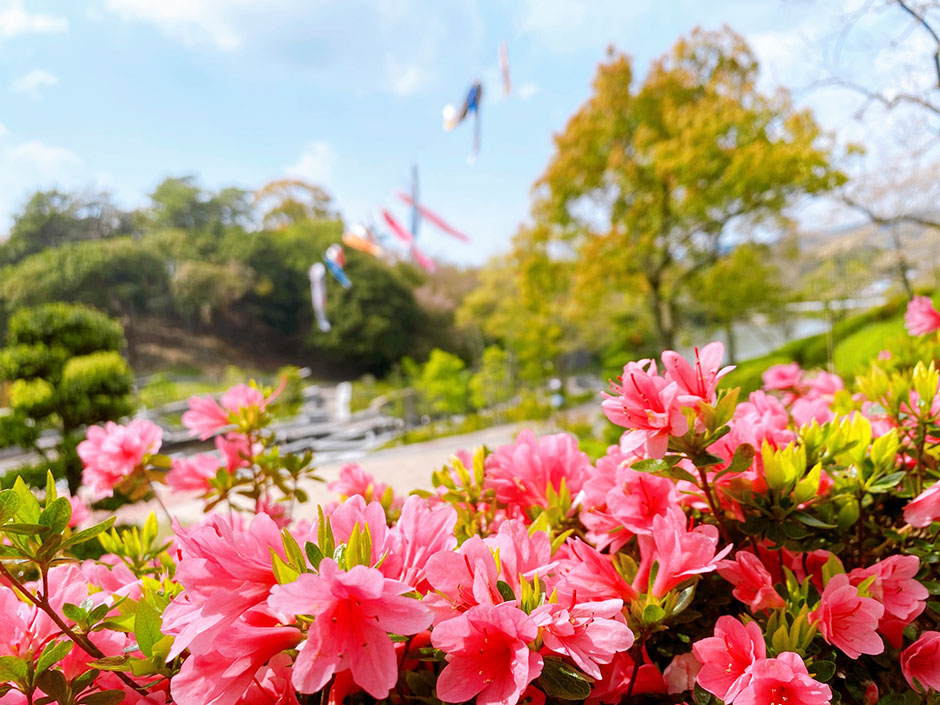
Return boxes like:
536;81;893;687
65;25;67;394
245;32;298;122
0;1;930;264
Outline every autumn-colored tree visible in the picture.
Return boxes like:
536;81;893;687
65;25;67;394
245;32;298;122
254;178;337;230
531;27;845;349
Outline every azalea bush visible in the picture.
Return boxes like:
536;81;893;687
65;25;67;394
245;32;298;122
4;298;940;705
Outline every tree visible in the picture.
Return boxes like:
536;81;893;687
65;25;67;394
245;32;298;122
693;243;787;363
254;179;337;230
415;349;470;416
0;304;134;492
0;190;129;266
147;176;252;231
532;28;844;349
469;346;515;410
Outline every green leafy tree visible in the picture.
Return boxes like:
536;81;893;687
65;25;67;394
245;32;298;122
469;346;515;410
415;349;470;416
532;28;845;349
0;190;129;266
147;176;252;231
694;243;787;363
0;304;135;492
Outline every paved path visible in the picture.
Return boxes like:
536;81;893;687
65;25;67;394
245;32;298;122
113;410;600;528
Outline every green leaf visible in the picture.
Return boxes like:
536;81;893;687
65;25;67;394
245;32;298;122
62;603;88;623
2;522;51;536
38;496;72;534
810;660;836;683
36;640;73;674
12;476;40;523
496;581;516;603
36;670;68;701
0;655;29;683
281;529;307;573
693;683;715;705
867;471;906;494
304;541;324;571
78;690;127;705
0;490;21;524
792;511;835;529
536;657;592;700
134;599;163;659
62;517;115;548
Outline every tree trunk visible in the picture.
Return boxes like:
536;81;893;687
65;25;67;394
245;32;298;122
724;320;738;364
648;276;675;350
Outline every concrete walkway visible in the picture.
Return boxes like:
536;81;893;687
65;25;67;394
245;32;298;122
113;416;589;528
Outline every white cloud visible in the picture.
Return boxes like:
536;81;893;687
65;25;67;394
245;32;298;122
104;0;243;50
517;82;540;100
0;0;67;38
102;0;484;96
286;142;335;185
385;59;430;97
11;69;58;100
0;138;83;232
516;0;653;54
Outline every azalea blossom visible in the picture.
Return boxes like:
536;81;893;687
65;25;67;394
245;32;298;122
431;602;542;705
165;453;220;493
78;419;163;499
181;395;230;440
661;341;734;404
268;559;432;699
693;616;766;702
849;555;928;628
633;514;731;598
718;551;785;612
904;481;940;527
484;430;593;514
531;598;634;679
811;573;884;659
734;652;831;705
905;296;940;337
602;359;688;457
901;631;940;693
663;653;701;694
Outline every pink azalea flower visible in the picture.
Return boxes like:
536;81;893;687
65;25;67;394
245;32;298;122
67;495;91;528
661;341;734;405
162;513;283;659
424;536;502;619
734;652;831;705
484;430;593;515
811;573;884;659
78;419;163;499
905;296;940;337
731;391;796;451
389;495;457;592
431;602;543;705
268;559;432;699
849;555;928;626
221;383;266;413
553;538;639;605
663;653;702;694
171;608;301;705
327;496;396;571
579;445;642;551
242;653;301;705
790;397;834;427
602;359;688;458
718;551;785;612
762;362;805;392
604;465;684;537
805;371;844;399
328;463;400;508
181;395;230;440
532;599;634;679
256;495;290;528
901;631;940;693
165;453;219;493
904;481;940;527
215;432;258;472
485;519;554;596
633;514;731;598
692;616;766;702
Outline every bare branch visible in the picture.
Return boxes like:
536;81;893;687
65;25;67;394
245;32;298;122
896;0;940;87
